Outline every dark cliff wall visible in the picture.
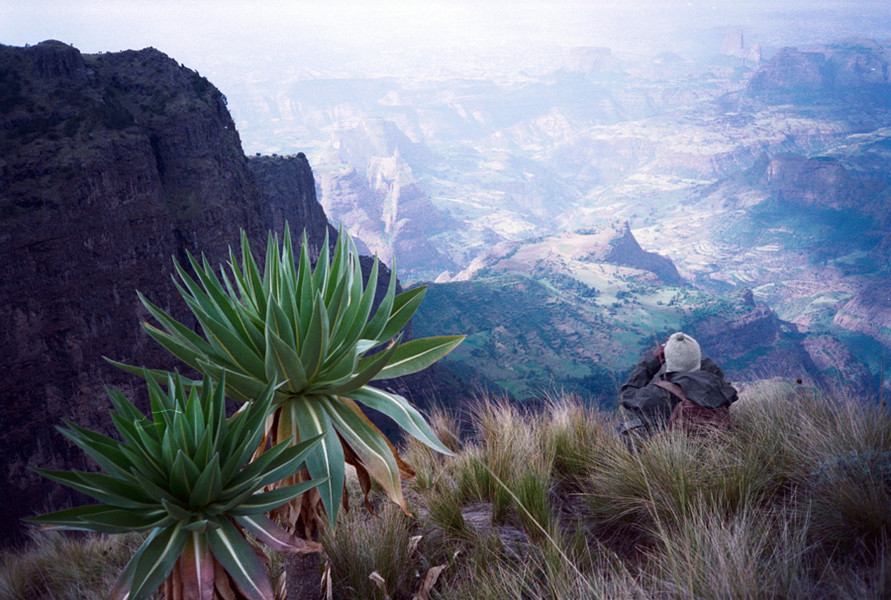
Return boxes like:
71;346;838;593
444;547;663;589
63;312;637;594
248;153;336;247
0;41;335;544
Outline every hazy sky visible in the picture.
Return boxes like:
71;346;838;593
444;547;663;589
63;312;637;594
4;1;890;81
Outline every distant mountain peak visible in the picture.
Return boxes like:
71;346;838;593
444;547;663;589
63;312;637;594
454;221;683;286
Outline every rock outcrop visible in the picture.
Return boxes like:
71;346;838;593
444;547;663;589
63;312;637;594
690;304;809;374
455;221;683;286
748;47;829;95
316;152;457;280
0;42;335;545
748;40;891;101
248;153;336;245
601;222;684;286
833;280;891;349
763;154;853;209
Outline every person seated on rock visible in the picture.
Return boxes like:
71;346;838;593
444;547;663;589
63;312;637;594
617;332;738;438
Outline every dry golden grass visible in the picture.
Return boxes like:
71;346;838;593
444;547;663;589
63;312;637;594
0;530;155;600
6;383;890;599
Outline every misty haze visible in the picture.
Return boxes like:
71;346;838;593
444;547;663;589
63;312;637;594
3;1;891;577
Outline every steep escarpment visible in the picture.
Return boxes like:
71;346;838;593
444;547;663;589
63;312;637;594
688;303;815;376
0;42;335;545
833;280;891;349
762;154;855;210
748;39;891;102
315;119;457;280
248;152;335;242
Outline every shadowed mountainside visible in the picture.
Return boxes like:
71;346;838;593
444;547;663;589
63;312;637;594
0;41;342;545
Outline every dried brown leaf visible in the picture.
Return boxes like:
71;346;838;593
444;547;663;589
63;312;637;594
412;565;446;600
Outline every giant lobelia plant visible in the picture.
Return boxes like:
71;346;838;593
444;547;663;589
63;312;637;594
115;227;463;535
26;372;326;600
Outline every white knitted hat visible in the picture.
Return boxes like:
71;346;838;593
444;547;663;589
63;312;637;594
664;332;701;373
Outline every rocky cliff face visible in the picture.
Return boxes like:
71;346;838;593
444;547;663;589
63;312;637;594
0;42;334;545
316;147;457;280
748;40;891;101
763;154;854;210
833;280;891;349
689;304;813;376
247;153;335;247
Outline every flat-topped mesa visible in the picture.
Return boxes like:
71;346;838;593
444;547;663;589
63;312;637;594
747;39;891;101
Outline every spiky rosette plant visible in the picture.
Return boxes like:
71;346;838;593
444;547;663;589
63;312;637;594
115;227;463;535
26;372;325;600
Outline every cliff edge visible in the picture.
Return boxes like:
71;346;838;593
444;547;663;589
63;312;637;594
0;41;333;544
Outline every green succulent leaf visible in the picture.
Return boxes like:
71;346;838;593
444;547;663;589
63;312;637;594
299;293;329;379
105;385;151;425
227;479;327;516
24;504;169;534
57;422;133;479
137;291;209;354
282;396;344;528
108;528;160;600
320;395;406;511
197;359;268;403
361;263;397;342
346;386;455;456
76;507;171;532
161;497;193;521
206;516;273;600
142;323;207;373
32;469;154;509
265;326;307;395
183;519;220;533
169;450;201;500
189;454;223;508
378;286;427;341
373;335;466;380
325;337;400;396
129;523;188;600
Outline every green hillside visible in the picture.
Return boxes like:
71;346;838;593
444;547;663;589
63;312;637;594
412;270;754;401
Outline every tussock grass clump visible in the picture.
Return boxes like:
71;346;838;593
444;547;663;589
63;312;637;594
321;501;418;600
649;500;813;599
459;399;551;525
9;383;891;599
0;531;153;600
807;449;891;554
540;396;618;486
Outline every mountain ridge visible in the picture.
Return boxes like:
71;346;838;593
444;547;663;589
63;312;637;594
0;41;342;545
